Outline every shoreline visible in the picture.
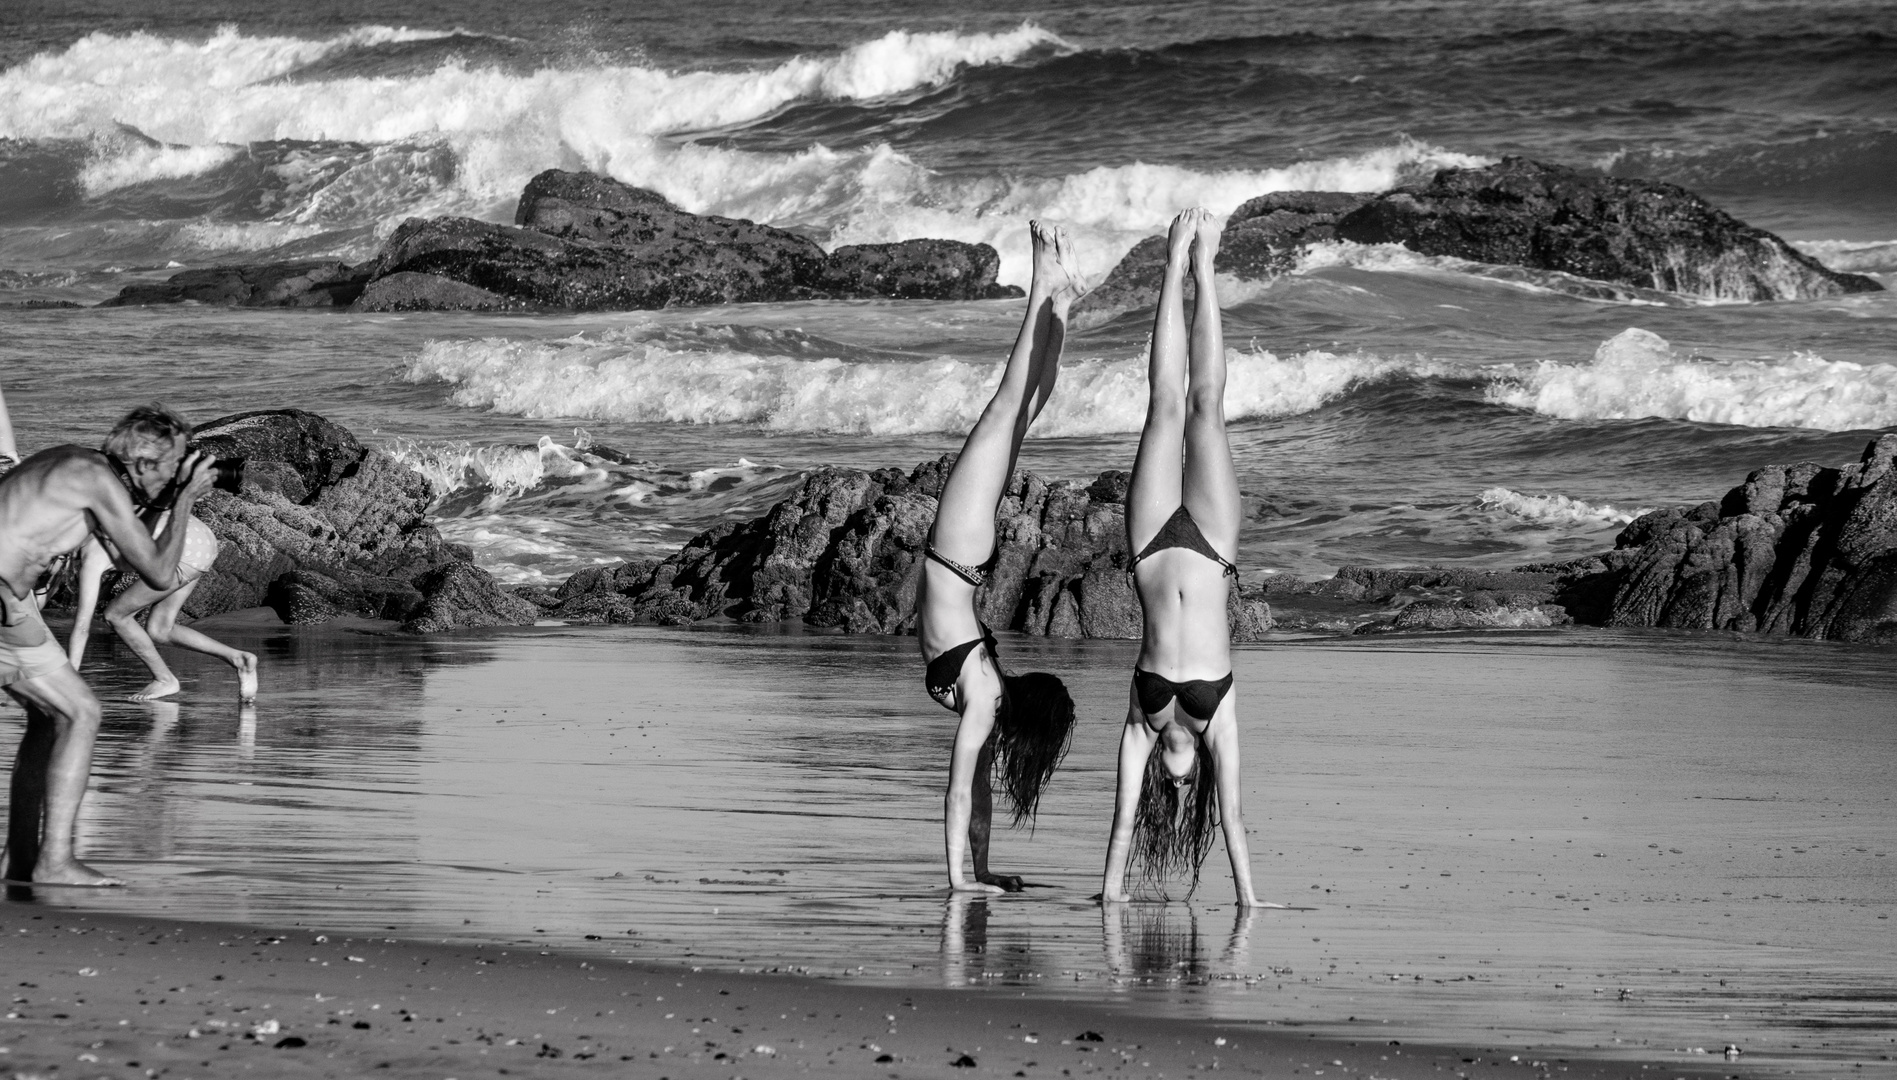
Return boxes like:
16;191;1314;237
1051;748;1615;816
0;903;1768;1080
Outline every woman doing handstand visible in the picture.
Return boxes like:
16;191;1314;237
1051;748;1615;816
922;220;1084;894
1100;208;1264;907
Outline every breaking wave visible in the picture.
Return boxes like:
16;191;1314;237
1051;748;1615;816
1477;488;1651;528
0;25;1479;280
401;326;1446;436
1485;328;1897;431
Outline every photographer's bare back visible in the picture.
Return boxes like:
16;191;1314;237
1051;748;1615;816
0;407;212;886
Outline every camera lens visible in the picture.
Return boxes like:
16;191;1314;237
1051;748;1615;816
211;457;245;494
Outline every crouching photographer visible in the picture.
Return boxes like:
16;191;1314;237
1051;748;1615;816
0;403;216;885
68;418;256;705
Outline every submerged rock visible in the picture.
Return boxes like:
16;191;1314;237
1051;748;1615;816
98;261;370;309
159;409;533;633
530;456;1273;641
1075;157;1880;325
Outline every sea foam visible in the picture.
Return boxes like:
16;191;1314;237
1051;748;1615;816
1485;328;1897;431
0;26;1479;282
1477;488;1650;528
402;328;1440;436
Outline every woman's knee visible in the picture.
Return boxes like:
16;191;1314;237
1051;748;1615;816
1186;384;1226;419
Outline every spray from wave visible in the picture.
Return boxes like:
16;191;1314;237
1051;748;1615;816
0;25;1481;279
401;326;1446;436
1485;328;1897;431
1477;488;1651;528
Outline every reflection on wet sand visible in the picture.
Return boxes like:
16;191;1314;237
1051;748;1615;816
0;621;1890;1069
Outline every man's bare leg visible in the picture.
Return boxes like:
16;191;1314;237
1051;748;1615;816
4;668;122;885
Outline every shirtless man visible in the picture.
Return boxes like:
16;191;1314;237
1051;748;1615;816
0;404;212;885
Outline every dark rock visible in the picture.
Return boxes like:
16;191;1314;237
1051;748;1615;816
1332;158;1878;301
1579;434;1897;642
1074;157;1879;326
99;261;369;308
356;170;1012;311
158;409;532;633
353;270;526;312
403;562;540;633
545;456;1273;640
817;240;1022;300
1335;565;1561;602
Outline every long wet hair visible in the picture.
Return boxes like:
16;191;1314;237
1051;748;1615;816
1131;727;1219;892
990;670;1075;827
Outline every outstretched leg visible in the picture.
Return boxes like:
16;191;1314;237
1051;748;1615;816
1127;209;1205;553
931;221;1085;565
1181;212;1240;559
103;580;182;701
144;579;257;700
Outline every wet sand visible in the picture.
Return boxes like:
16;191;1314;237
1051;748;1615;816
0;904;1750;1080
2;616;1892;1077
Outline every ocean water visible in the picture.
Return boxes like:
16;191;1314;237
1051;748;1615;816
2;0;1895;1068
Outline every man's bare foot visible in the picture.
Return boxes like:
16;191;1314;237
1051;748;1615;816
976;870;1026;893
1029;219;1086;307
31;857;125;887
233;651;258;700
129;676;180;702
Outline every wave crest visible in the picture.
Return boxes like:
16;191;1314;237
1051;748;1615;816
1477;487;1650;528
401;327;1441;436
1485;328;1897;431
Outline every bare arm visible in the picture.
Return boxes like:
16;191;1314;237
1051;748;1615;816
0;383;17;463
66;538;110;670
1100;711;1157;903
1207;717;1264;907
86;453;211;591
944;663;1005;895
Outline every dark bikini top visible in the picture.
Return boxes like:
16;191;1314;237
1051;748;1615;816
925;543;998;588
1134;667;1234;722
925;625;999;711
1130;505;1239;579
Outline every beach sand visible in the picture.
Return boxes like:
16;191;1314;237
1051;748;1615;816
0;904;1752;1080
2;616;1892;1078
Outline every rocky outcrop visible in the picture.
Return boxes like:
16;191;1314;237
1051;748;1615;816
1563;434;1897;643
102;170;1017;311
1263;436;1897;643
172;409;535;632
97;261;370;309
525;457;1272;641
1075;157;1881;325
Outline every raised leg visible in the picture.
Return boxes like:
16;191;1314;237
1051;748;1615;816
1127;210;1204;553
103;579;181;701
4;668;122;885
144;579;257;700
1181;212;1240;557
930;221;1084;566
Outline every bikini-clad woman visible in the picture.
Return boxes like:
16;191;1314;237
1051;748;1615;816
922;220;1085;894
1100;208;1265;906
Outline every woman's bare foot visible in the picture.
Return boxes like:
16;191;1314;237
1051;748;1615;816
233;651;258;700
31;856;125;887
1167;207;1206;264
1029;219;1087;308
1192;209;1221;279
129;676;180;702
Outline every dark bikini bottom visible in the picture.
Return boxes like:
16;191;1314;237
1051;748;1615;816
1133;667;1233;722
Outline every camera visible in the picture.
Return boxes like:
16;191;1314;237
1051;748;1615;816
207;456;245;494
